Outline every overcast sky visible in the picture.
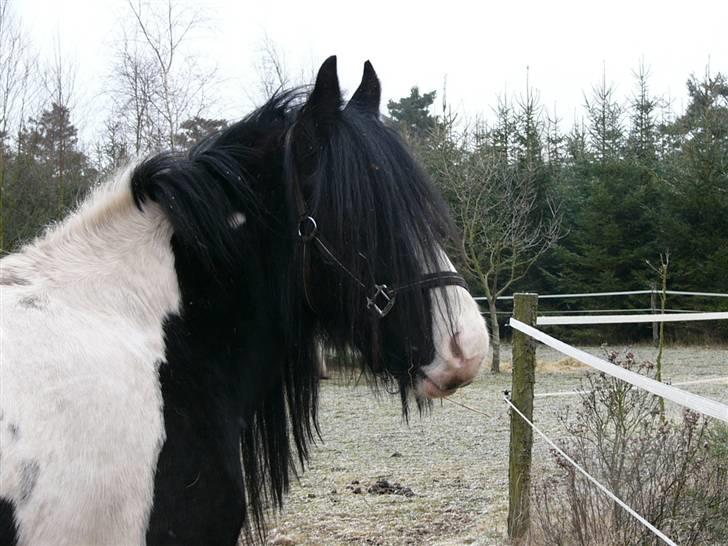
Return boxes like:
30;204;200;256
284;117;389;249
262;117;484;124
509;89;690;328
15;0;728;142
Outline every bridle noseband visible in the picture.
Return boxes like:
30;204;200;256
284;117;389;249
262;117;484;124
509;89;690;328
288;136;468;318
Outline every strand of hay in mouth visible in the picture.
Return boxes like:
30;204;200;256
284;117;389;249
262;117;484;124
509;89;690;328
500;356;588;373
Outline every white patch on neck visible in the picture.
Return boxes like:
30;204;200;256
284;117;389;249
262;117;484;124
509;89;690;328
0;163;180;545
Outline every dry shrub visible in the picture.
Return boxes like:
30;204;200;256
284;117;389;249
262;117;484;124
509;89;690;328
529;349;728;546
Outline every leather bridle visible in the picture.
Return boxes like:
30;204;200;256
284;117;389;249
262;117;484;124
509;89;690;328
288;138;468;318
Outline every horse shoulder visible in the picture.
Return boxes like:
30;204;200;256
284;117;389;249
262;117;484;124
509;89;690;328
0;282;168;546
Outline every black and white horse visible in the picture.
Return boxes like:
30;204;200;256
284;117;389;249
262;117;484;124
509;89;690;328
0;57;488;545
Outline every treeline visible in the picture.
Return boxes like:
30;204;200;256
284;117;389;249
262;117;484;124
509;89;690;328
387;67;728;351
390;69;728;297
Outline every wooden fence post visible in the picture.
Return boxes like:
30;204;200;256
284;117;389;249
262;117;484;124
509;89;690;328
508;293;538;544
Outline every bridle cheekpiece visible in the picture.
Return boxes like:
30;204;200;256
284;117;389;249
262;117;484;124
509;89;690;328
287;132;468;319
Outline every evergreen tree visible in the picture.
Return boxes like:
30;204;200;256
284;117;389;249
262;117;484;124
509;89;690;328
556;161;661;294
175;116;229;149
626;63;658;165
514;73;544;172
545;110;565;169
5;103;95;250
565;118;588;164
387;86;438;141
660;71;728;291
585;69;624;163
549;69;661;309
489;96;516;163
513;78;553;222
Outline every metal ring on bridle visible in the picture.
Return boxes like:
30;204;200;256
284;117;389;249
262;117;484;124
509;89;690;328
297;216;318;242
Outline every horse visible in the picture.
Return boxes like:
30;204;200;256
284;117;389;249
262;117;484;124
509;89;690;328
0;56;488;545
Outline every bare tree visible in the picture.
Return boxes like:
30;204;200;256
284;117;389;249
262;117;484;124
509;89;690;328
251;35;315;104
94;117;130;177
254;34;290;100
427;119;562;372
109;30;158;155
108;0;215;153
0;0;30;145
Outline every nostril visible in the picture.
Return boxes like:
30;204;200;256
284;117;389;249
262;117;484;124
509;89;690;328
449;332;464;360
465;353;485;371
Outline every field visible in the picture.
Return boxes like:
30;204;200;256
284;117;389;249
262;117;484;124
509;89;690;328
266;344;728;546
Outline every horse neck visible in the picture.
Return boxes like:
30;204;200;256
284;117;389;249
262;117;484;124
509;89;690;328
12;170;180;325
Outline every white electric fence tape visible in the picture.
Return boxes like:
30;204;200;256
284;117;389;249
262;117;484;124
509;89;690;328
508;318;728;424
537;311;728;326
664;290;728;298
503;396;678;546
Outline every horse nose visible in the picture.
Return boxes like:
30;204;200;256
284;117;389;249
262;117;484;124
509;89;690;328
417;329;488;399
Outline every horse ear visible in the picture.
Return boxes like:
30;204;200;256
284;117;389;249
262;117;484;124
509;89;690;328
347;61;381;115
292;56;341;175
304;55;342;122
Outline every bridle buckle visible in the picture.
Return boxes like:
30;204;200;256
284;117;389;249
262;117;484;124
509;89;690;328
367;284;396;317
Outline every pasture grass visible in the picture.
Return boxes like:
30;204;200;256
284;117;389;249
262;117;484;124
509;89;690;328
262;344;728;545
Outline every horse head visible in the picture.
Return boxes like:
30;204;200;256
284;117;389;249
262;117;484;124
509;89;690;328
284;56;489;406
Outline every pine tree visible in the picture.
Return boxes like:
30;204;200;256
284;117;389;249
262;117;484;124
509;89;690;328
514;69;544;173
386;87;438;141
585;67;624;163
626;63;658;165
175;116;229;149
660;70;728;291
4;102;95;249
545;109;565;169
489;96;516;163
26;103;94;210
565;118;588;163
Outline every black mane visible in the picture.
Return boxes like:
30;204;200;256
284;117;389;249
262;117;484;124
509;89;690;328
130;81;458;541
